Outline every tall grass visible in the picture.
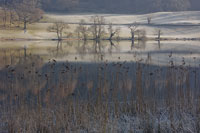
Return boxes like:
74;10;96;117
0;48;199;132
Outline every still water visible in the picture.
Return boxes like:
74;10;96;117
0;40;200;67
0;40;200;105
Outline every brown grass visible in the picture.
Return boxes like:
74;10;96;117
0;48;199;132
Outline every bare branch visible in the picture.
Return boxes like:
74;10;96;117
48;21;69;40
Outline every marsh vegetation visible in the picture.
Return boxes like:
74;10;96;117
0;40;200;132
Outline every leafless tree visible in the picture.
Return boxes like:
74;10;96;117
76;19;89;40
89;15;106;41
1;0;8;28
48;21;69;40
147;16;152;24
136;29;146;40
14;0;43;32
155;29;162;48
128;22;139;41
108;23;120;40
155;29;162;40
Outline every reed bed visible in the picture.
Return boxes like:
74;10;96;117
0;48;200;132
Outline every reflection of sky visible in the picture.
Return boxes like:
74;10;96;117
0;41;200;66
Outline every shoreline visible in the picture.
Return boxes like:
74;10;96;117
1;37;200;42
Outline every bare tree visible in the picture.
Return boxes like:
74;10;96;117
107;23;120;40
48;21;69;40
147;16;152;24
156;29;162;49
89;15;106;41
155;29;162;40
128;22;139;41
14;0;43;32
76;19;89;40
136;29;146;40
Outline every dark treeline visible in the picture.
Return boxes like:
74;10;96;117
29;0;200;13
77;0;192;13
0;0;200;13
40;0;200;13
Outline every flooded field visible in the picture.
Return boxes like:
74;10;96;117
1;40;200;65
0;40;200;132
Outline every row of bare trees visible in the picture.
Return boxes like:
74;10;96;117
0;0;43;32
48;16;150;43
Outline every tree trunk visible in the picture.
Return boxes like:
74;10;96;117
131;32;135;50
109;32;115;40
131;39;135;50
24;21;27;33
158;30;161;40
131;32;135;40
60;31;62;40
56;31;60;40
158;33;160;40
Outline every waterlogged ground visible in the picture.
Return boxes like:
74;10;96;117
0;40;200;66
0;40;200;100
0;40;200;132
